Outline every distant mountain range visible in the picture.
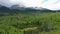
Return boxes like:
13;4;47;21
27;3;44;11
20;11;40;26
0;5;59;13
0;5;11;13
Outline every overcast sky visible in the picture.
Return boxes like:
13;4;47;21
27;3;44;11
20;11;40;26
0;0;60;10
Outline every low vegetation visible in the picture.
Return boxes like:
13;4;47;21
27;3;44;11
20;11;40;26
0;12;60;34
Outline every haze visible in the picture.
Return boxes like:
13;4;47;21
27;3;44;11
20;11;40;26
0;0;60;10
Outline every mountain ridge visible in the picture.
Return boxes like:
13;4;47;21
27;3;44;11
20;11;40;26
0;4;60;13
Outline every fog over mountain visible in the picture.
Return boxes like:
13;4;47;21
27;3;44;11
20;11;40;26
0;0;60;10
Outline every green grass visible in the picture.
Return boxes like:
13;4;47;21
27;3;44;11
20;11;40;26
0;12;60;34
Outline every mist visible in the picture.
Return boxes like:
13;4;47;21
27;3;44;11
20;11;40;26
0;0;60;10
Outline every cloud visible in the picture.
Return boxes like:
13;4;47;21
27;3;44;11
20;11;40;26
41;0;60;10
0;0;22;7
0;0;60;10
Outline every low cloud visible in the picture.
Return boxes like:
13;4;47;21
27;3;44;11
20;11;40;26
0;0;60;10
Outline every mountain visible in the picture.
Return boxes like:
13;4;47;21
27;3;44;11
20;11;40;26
0;4;57;13
0;5;10;13
10;5;53;13
10;5;27;13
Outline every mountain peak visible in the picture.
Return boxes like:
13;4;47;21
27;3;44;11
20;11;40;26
10;4;26;9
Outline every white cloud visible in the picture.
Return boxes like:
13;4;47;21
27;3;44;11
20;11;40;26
0;0;60;10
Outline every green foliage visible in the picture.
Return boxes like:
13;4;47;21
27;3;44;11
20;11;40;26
0;12;60;34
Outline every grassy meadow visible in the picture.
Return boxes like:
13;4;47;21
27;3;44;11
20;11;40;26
0;12;60;34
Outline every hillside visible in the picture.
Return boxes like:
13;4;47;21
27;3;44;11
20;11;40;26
0;5;11;13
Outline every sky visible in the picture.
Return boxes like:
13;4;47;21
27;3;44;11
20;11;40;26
0;0;60;10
